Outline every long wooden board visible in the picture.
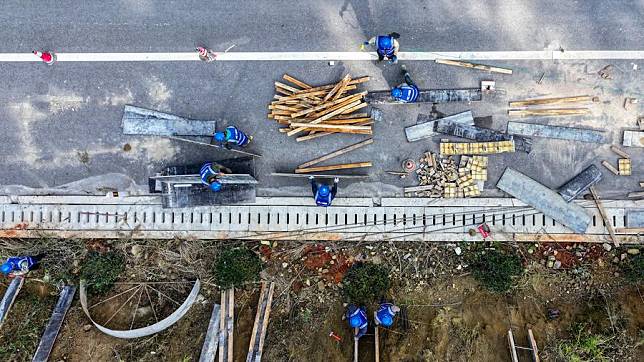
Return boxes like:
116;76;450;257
298;139;373;169
271;173;369;179
166;136;262;158
508;109;590;117
0;276;24;328
218;289;234;362
436;59;513;74
199;303;222;362
246;282;275;362
32;285;77;362
509;95;592;107
589;186;619;246
295;162;372;174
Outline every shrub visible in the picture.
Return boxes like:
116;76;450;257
466;248;523;293
620;253;643;283
213;246;262;288
557;323;610;362
342;263;390;304
80;251;125;295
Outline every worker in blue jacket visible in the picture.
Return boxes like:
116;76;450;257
374;302;401;328
309;176;339;207
343;304;368;339
1;254;44;278
200;162;232;192
391;65;419;103
362;32;400;63
214;125;253;148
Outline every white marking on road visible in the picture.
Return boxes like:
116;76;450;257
0;50;642;62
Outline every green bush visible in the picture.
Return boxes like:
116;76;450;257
466;248;523;293
557;324;610;362
620;253;643;283
80;251;125;295
213;246;262;288
342;263;390;304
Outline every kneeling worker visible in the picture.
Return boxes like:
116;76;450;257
309;176;339;207
390;66;419;103
1;254;45;278
374;301;401;328
214;125;253;149
344;304;369;340
200;162;232;192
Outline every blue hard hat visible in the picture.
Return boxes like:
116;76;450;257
391;88;403;98
319;185;330;196
1;263;11;275
214;132;226;142
349;315;362;328
378;36;393;49
380;314;393;327
210;181;222;192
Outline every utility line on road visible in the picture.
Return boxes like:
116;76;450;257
0;50;642;62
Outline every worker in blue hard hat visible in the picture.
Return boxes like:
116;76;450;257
391;65;419;103
200;162;232;192
361;32;400;64
343;304;368;339
1;254;44;278
309;176;339;207
374;301;400;328
214;125;253;149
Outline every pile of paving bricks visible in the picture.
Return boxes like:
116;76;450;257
406;152;488;198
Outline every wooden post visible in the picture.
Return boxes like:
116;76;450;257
374;325;380;362
589;186;619;246
507;330;519;362
527;328;540;362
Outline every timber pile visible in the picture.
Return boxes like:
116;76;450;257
405;153;487;198
268;74;372;142
508;95;594;117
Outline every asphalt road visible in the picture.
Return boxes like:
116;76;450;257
0;1;642;198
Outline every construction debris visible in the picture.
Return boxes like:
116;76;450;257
440;140;515;155
268;74;372;140
557;164;602;202
601;161;620;175
435;119;532;153
506;122;608;143
405;111;474;142
435;58;513;74
610;145;630;159
622;130;644;147
404;152;486;198
496;168;591;234
618;159;632;176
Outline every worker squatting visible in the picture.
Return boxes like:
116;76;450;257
344;301;401;339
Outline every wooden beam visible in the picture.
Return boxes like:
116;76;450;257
436;58;513;74
292;76;369;95
271;172;369;179
610;145;630;159
509;95;592;107
589;186;619;246
33;285;77;362
295;121;373;142
274;81;301;93
616;227;644;233
507;330;519;362
323;74;351;102
199;303;221;362
527;329;540;362
283;74;311;89
227;288;234;362
508;108;590;117
309;93;366;119
289;123;371;132
601;161;620;175
295;162;372;173
298;139;373;168
287;100;363;136
291;91;367;118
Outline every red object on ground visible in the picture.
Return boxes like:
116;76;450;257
477;223;491;239
33;50;55;64
329;331;342;342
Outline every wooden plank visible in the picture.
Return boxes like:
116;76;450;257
309;94;366;119
199;303;221;362
271;172;369;179
289;123;371;132
374;325;380;362
218;291;227;362
323;74;351;102
341;102;368;115
291;91;367;118
610;145;630;159
165;136;262;158
527;328;540;362
508;109;590;117
507;330;519;362
283;74;311;89
227;288;234;362
616;227;644;233
287;100;363;136
589;186;619;246
295;121;373;142
246;284;265;362
274;81;300;93
436;58;513;74
275;86;358;102
255;282;274;361
298;139;373;169
404;185;435;193
292;76;369;95
295;162;372;174
0;276;24;328
601;161;620;175
509;95;592;107
32;285;77;362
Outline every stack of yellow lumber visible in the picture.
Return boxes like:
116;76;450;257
268;74;372;142
440;140;515;155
